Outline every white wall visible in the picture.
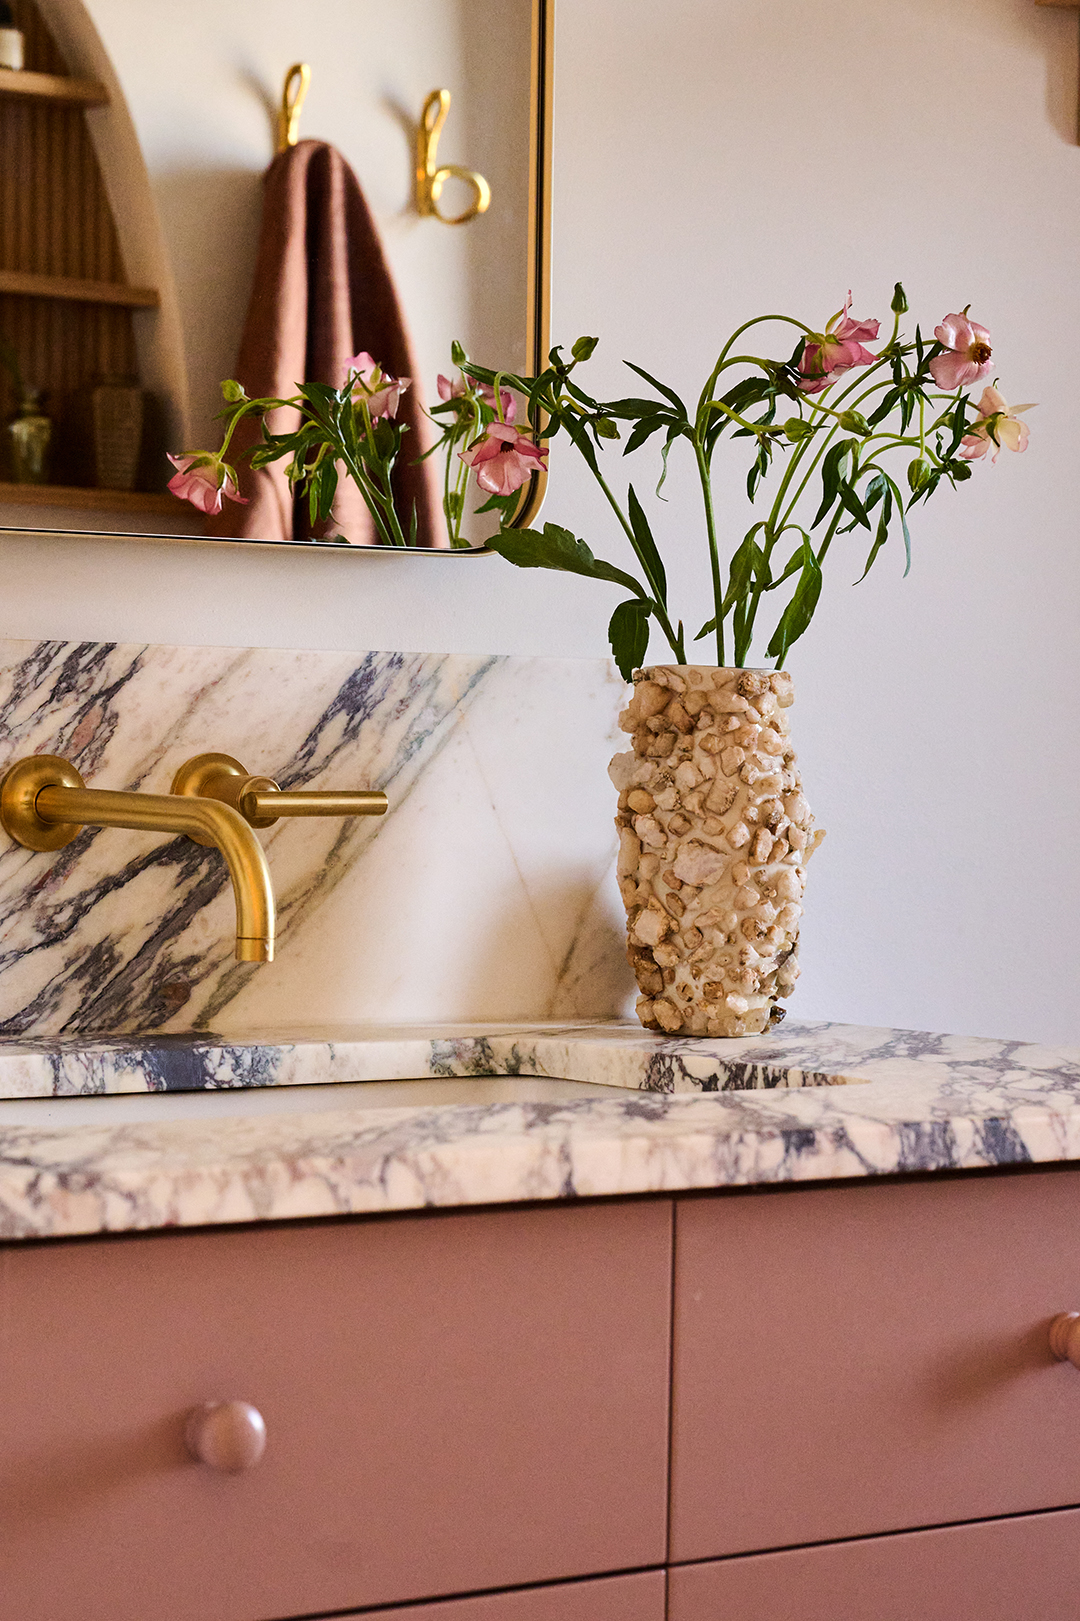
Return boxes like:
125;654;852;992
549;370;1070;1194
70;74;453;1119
0;0;1076;1045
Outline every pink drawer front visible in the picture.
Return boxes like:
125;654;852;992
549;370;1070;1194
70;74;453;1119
0;1200;672;1621
667;1504;1080;1620
332;1568;666;1619
671;1168;1080;1560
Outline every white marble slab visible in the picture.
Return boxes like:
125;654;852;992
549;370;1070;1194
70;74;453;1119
3;1018;1080;1239
0;640;632;1036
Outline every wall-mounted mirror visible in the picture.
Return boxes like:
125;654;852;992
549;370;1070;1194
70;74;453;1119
0;0;552;549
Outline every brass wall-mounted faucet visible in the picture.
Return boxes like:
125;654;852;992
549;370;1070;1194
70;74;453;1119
0;756;275;962
0;753;388;966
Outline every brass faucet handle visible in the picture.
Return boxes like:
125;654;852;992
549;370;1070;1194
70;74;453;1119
1;755;87;851
172;753;388;832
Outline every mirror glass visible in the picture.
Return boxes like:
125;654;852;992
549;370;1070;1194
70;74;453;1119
0;0;550;547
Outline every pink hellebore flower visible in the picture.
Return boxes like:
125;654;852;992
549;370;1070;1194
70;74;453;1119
167;454;248;515
797;292;880;394
346;352;411;419
437;372;517;423
928;312;993;392
459;422;547;496
959;386;1034;463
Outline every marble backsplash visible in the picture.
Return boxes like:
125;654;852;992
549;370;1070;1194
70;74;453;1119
0;640;633;1036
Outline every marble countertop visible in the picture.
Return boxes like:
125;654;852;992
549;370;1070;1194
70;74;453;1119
2;1018;1080;1241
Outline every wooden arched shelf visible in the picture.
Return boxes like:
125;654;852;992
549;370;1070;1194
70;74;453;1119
0;0;186;510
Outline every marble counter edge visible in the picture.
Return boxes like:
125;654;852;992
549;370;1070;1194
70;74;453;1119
3;1072;1080;1242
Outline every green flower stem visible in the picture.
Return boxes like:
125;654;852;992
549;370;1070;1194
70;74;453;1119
697;314;813;424
693;435;725;666
813;495;849;569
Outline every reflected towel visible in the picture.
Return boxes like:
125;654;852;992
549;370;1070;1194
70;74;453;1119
208;138;441;546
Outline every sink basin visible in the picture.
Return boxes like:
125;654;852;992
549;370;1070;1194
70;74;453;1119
0;1074;618;1129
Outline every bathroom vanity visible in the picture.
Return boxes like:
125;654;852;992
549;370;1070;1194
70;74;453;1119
3;1019;1080;1620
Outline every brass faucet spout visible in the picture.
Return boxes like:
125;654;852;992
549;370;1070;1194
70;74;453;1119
0;756;275;964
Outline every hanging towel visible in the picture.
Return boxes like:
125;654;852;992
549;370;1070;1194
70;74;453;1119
208;138;441;546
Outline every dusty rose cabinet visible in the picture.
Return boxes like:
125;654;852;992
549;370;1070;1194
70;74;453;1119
668;1167;1080;1620
7;1165;1080;1621
0;1200;672;1621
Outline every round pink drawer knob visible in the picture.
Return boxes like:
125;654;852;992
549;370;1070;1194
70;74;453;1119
184;1401;267;1472
1050;1313;1080;1369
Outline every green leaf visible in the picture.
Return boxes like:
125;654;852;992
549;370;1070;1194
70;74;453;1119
622;360;689;419
655;422;683;496
811;439;854;528
622;416;669;455
855;491;891;584
723;525;767;616
572;335;600;362
835;478;871;530
474;489;522;518
608;598;653;680
746;441;770;502
485;522;645;597
766;540;822;663
883;475;912;576
694;616;717;642
603;396;676;421
627;484;667;606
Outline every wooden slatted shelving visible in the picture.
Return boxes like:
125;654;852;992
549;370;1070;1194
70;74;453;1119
0;65;106;106
0;480;182;513
0;0;170;509
0;269;159;307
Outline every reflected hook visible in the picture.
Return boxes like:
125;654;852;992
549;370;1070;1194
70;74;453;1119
278;62;311;153
415;88;491;225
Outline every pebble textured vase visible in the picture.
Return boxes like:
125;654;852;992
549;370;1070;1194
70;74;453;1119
609;665;824;1038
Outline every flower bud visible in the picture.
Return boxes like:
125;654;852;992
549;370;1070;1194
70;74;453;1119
221;379;247;403
595;416;621;439
783;417;815;442
572;335;599;362
891;282;909;315
837;409;870;435
907;457;931;493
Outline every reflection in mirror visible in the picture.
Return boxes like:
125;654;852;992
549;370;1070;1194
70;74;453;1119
0;0;550;547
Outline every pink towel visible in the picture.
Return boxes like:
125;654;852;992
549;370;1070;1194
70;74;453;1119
208;139;441;546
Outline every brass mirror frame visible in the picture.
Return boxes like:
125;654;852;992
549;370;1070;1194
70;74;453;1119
514;0;553;533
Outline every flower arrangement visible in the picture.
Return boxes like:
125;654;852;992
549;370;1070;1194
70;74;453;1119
469;286;1032;675
167;349;547;548
169;285;1030;677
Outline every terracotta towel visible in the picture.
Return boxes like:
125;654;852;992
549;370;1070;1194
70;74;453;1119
208;139;441;546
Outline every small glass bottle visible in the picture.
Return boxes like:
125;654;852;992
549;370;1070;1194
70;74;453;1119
9;388;52;484
0;2;25;70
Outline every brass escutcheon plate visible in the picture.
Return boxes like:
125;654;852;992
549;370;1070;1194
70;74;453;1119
0;755;86;851
171;753;281;841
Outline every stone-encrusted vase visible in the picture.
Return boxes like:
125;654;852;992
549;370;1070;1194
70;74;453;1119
608;665;824;1038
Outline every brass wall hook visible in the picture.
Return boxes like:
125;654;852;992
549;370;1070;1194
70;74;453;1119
415;89;491;225
277;62;311;154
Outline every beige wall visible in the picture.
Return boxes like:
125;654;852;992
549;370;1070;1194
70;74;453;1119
0;0;1076;1044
